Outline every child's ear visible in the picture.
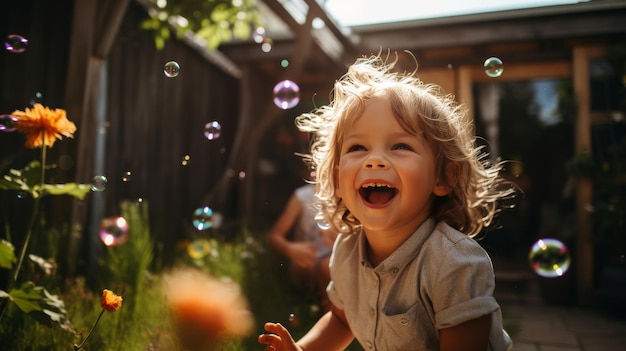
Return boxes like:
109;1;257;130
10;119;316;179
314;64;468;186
433;162;458;196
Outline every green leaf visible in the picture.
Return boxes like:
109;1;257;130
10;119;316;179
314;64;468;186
0;160;91;199
0;239;16;269
42;183;91;200
0;160;42;197
8;282;76;333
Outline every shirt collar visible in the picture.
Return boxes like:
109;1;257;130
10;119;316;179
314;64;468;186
358;218;436;277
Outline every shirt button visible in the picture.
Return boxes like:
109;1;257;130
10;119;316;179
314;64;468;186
366;341;374;349
369;308;375;318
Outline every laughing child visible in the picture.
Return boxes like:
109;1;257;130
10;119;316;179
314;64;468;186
258;53;516;351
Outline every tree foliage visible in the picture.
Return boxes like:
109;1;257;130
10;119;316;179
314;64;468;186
139;0;264;50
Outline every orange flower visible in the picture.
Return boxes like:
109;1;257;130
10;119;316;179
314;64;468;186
11;103;76;148
100;289;122;312
163;268;254;351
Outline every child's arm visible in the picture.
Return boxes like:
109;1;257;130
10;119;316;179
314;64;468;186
267;193;319;270
259;306;354;351
439;313;491;351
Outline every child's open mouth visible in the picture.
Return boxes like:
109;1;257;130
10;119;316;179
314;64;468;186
359;183;398;205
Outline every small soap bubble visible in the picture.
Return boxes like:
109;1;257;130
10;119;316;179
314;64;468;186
164;61;180;78
181;154;190;166
238;171;246;180
122;171;132;182
288;312;300;327
5;34;28;53
204;121;222;140
261;38;273;52
484;57;504;78
187;238;211;259
192;206;213;231
280;59;289;68
253;27;266;43
315;212;331;230
29;92;43;106
273;80;300;110
99;216;129;246
528;238;571;278
91;175;108;192
0;114;18;132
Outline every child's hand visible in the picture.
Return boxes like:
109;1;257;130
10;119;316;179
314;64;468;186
258;322;302;351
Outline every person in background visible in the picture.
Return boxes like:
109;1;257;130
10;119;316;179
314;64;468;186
259;53;517;351
267;170;337;310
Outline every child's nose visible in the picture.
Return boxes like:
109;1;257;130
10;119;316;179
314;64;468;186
364;154;389;169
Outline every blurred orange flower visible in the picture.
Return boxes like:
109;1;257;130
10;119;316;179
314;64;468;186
163;268;254;351
11;103;76;148
100;289;122;312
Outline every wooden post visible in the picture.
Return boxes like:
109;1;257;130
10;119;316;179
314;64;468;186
572;46;595;306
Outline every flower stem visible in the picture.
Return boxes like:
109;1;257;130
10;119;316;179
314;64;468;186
12;142;46;284
12;198;40;283
0;140;47;322
74;309;105;351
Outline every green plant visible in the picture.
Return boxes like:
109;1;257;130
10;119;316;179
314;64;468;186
139;0;264;50
0;104;90;333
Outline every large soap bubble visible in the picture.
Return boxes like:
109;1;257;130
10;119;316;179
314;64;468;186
273;80;300;110
528;238;571;278
99;216;129;246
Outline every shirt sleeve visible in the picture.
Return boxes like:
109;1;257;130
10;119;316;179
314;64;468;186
431;236;500;329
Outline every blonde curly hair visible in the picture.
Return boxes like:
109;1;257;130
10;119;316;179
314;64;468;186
296;53;517;237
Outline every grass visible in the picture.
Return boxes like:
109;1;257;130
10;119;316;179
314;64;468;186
0;200;335;350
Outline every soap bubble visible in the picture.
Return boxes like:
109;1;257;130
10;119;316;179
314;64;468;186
273;80;300;110
122;171;132;182
288;312;299;327
5;34;28;53
99;216;129;246
29;92;43;106
187;238;211;259
0;115;18;132
204;121;222;140
484;57;504;78
181;154;190;166
528;238;571;278
315;212;331;230
192;206;213;231
253;27;266;43
164;61;180;78
91;175;108;192
261;38;273;52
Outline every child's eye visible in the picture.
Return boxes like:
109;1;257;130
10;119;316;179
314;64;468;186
346;144;366;153
392;143;413;151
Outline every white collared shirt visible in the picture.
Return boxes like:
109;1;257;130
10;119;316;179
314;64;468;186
327;218;512;350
